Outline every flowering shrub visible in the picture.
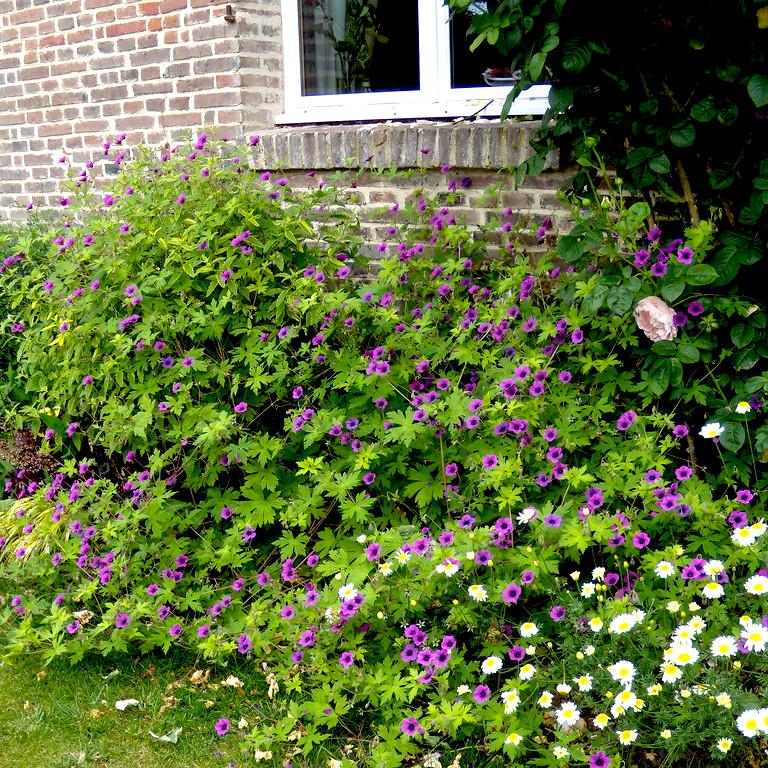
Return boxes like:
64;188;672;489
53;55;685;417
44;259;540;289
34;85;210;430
0;136;767;767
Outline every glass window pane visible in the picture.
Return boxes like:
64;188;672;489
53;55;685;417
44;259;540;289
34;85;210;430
451;2;515;88
300;0;420;95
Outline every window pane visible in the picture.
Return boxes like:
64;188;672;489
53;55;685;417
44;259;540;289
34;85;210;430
299;0;419;95
451;2;514;88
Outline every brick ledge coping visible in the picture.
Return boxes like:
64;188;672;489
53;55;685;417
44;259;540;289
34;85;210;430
252;119;549;171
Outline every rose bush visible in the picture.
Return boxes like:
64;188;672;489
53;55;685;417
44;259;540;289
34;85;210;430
0;135;766;767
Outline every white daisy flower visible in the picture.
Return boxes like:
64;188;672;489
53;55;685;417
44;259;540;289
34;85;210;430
741;622;768;652
593;713;610;730
660;662;682;684
468;584;488;602
699;422;724;439
654;560;675;578
481;655;503;675
520;622;539;638
575;674;593;692
500;688;520;713
379;561;393;575
702;582;724;599
554;701;580;727
711;635;737;657
555;683;572;695
553;746;569;759
519;663;536;680
703;559;725;576
745;574;768;595
735;401;751;414
588;617;603;632
517;506;538;524
717;737;732;753
609;613;637;634
668;644;699;666
505;732;523;746
537;691;553;708
581;582;596;598
592;566;606;581
617;729;638;745
736;709;761;738
607;660;636;686
338;583;358;602
732;527;758;547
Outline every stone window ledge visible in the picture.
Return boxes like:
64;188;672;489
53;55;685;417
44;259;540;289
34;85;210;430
252;119;557;171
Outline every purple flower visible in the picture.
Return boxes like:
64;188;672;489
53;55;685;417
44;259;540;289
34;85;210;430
617;410;637;431
473;684;490;703
169;623;183;638
632;531;650;549
687;301;704;317
339;651;355;668
234;402;248;414
736;489;755;504
481;454;498;470
521;570;535;585
400;717;422;736
115;612;131;629
66;422;79;437
365;542;381;560
543;513;562;527
444;463;459;478
214;718;230;736
502;583;521;604
237;633;254;654
589;752;611;768
181;356;194;367
550;605;566;621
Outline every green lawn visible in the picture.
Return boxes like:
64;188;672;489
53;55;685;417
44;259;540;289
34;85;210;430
0;654;271;768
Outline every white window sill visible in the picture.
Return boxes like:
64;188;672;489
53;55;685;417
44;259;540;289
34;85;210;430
276;84;551;126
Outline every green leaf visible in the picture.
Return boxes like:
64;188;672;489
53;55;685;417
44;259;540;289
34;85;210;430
548;86;573;113
719;422;745;453
561;40;591;74
731;323;755;349
651;341;677;357
683;264;718;285
677;343;700;364
734;347;761;370
690;97;716;122
528;51;547;81
648;153;671;175
649;360;670;395
660;280;685;303
669;124;696;148
747;74;768;108
606;286;633;315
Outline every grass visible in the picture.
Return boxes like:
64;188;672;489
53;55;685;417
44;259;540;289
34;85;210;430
0;653;274;768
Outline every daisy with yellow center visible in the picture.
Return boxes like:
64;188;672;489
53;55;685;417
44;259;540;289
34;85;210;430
617;729;638;745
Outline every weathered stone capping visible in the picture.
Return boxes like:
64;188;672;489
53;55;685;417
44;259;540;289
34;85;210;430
253;120;556;172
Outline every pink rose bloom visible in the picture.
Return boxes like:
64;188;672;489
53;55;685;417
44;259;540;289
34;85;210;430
634;296;678;342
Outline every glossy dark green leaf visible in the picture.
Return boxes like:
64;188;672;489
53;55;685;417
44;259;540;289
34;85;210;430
747;74;768;108
731;323;755;348
719;422;746;452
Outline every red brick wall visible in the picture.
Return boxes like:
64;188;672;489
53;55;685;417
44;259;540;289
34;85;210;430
0;0;284;219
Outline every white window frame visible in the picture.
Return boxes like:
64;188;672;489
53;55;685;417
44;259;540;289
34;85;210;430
277;0;550;124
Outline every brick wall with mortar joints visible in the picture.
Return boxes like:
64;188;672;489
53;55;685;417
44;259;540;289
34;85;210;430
0;0;261;221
